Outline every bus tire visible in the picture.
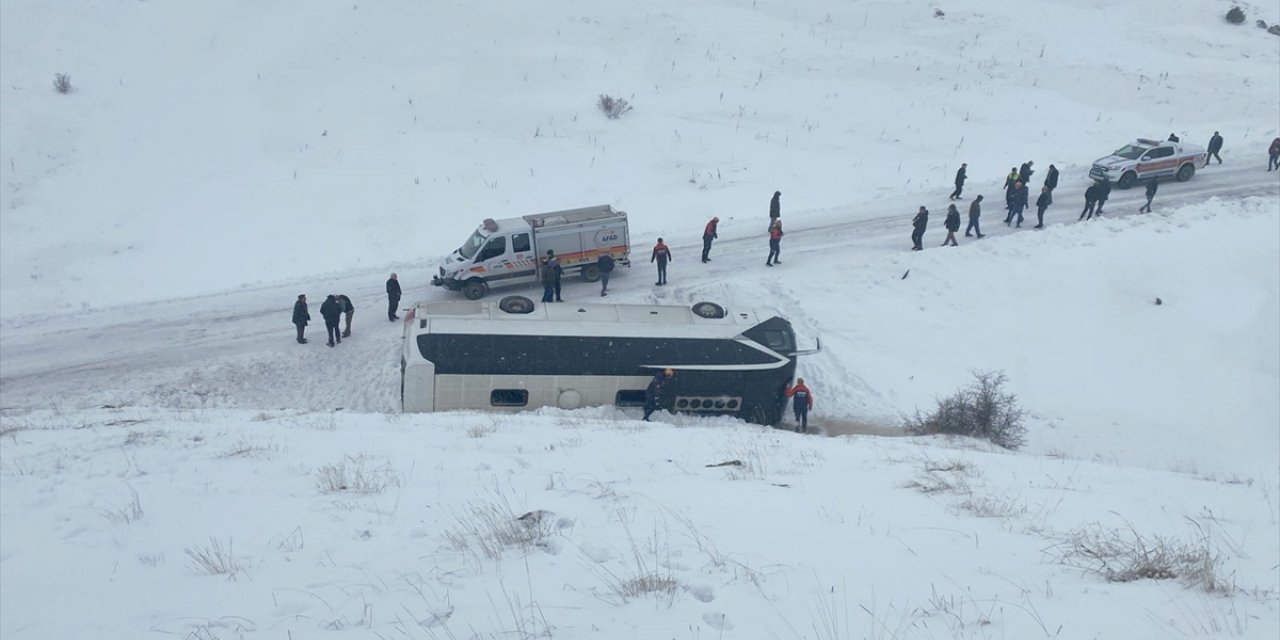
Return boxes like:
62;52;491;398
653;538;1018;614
498;295;535;314
462;279;487;300
692;301;726;319
581;265;601;282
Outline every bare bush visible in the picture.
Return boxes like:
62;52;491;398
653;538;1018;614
466;422;497;438
315;455;400;494
53;73;73;94
597;94;633;119
444;495;555;561
1226;6;1246;24
905;371;1027;449
185;537;244;578
1047;521;1232;593
587;517;680;605
100;485;144;524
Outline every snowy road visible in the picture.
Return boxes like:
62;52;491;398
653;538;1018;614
2;163;1276;415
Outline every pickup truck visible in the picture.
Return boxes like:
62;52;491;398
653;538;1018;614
1089;138;1206;189
431;204;631;300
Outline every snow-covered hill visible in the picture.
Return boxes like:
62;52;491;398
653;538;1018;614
2;0;1279;638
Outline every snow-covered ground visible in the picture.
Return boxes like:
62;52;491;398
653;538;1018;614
2;0;1279;638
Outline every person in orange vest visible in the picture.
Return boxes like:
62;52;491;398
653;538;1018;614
784;377;814;433
701;217;719;263
651;238;672;285
765;219;784;266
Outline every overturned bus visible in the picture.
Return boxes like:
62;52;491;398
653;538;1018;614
400;297;811;425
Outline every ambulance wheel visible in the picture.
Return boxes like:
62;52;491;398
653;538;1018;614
582;265;601;282
499;295;535;314
692;301;726;319
1117;171;1137;189
462;279;487;300
1176;163;1195;182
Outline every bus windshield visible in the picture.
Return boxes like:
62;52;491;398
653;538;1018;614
457;228;488;260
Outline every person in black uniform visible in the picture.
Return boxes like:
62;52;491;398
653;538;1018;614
643;368;673;421
949;163;967;200
320;295;343;347
386;273;401;321
292;294;310;344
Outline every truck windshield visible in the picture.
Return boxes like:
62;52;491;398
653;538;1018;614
457;229;488;260
1111;145;1147;160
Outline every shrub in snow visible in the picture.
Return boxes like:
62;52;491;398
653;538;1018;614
52;73;72;94
597;94;633;119
1225;6;1246;24
1269;24;1280;36
905;371;1027;450
185;537;244;578
1048;522;1232;593
1257;20;1269;29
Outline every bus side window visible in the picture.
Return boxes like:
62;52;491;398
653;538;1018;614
491;389;528;406
615;390;646;406
476;236;507;262
512;233;531;254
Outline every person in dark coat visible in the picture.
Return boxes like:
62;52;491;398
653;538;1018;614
769;191;781;221
965;195;985;238
701;216;719;262
949;163;967;200
784;377;814;433
1167;133;1180;143
1095;179;1112;214
597;253;615;297
1018;161;1034;185
1005;181;1029;227
335;294;355;337
1269;137;1280;171
1205;132;1224;166
1139;179;1158;213
1080;182;1102;221
910;206;929;251
541;251;558;302
766;220;784;265
292;294;310;344
643;368;673;421
942;204;961;246
1034;186;1052;229
320;294;343;347
386;273;401;321
651;238;672;285
1044;164;1059;193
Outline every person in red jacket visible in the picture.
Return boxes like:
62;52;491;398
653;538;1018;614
784;377;814;433
766;219;784;266
701;217;719;263
651;238;672;285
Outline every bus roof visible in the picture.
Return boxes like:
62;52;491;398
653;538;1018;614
410;300;774;339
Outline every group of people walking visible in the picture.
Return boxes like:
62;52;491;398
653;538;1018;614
291;273;403;347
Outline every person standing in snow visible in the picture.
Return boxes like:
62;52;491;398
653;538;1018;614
1139;179;1158;213
1005;181;1029;227
1018;161;1035;185
910;206;929;251
1095;179;1112;215
765;219;784;265
540;251;559;302
386;273;401;321
1269;138;1280;171
320;294;343;347
769;191;781;222
942;204;961;246
1205;132;1224;166
292;294;310;344
784;377;814;433
1003;167;1019;212
1080;182;1102;221
949;163;967;200
1034;186;1052;229
335;294;355;338
701;216;719;263
596;252;615;297
643;368;673;421
965;195;985;238
651;238;672;285
1044;164;1060;194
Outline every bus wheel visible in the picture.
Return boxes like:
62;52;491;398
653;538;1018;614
692;301;726;319
462;279;487;300
581;265;601;282
499;295;535;314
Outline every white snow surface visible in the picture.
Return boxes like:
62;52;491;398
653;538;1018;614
2;0;1280;638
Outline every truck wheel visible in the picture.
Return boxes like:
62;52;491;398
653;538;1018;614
581;265;601;282
462;279;487;300
498;295;535;314
1117;172;1137;189
1176;163;1196;182
692;301;727;319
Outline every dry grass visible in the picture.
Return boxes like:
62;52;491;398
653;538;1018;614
315;455;400;494
444;493;556;561
1046;519;1233;593
184;538;244;579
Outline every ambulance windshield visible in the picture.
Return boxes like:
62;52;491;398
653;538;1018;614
458;228;488;259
